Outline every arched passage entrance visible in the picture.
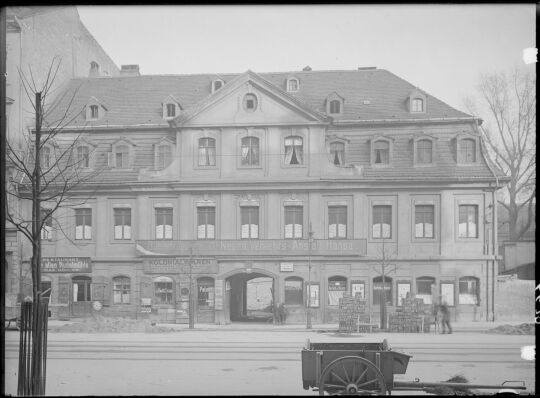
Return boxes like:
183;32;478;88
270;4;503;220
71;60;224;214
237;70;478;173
224;269;276;323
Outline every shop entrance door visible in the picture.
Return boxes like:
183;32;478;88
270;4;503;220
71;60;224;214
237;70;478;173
71;276;92;316
226;272;274;323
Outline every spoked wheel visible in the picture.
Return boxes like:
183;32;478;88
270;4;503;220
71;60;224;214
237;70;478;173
318;356;387;395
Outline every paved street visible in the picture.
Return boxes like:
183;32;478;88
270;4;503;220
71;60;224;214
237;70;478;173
4;328;535;396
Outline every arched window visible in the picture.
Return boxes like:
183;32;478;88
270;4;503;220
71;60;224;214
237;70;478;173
416;276;436;304
198;137;216;166
154;276;174;304
416;139;432;164
459;139;476;163
373;140;390;164
373;275;392;305
157;144;172;169
328;275;347;305
197;277;215;309
77;146;90;168
411;98;424;112
284;136;303;165
329;142;345;165
459;276;479;305
243;93;258;112
329;100;341;114
40;146;51;168
72;276;92;302
284;276;303;305
287;78;299;92
113;276;131;304
241;136;260;166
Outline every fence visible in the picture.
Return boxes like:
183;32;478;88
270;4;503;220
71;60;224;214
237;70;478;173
17;297;49;396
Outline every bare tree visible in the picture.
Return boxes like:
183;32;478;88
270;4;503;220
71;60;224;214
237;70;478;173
5;57;102;395
465;67;536;242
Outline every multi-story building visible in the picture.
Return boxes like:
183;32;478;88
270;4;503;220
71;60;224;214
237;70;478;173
22;66;507;324
5;6;119;311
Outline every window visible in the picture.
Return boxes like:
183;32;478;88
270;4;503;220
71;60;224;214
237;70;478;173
72;276;91;302
89;105;99;119
154;276;173;305
287;78;299;92
77;146;90;168
372;205;391;239
373;140;390;165
113;276;130;304
241;136;260;166
459;276;479;305
241;206;259;239
284;136;303;165
329;142;345;165
416;139;432;164
373;275;392;305
328;206;347;239
284;276;303;305
75;208;92;240
459;138;476;163
115;145;129;169
114;208;131;240
40;147;51;169
328;276;347;305
351;282;365;299
397;282;411;306
41;208;52;240
458;205;478;238
329;100;341;114
166;103;176;118
155;208;173;240
198;137;216;166
157;145;172;169
411;98;423;112
243;93;257;112
41;279;52;303
416;276;435;305
197;206;215;239
284;206;303;238
197;277;214;309
415;205;434;238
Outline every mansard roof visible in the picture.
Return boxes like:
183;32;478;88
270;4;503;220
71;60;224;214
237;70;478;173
45;68;473;129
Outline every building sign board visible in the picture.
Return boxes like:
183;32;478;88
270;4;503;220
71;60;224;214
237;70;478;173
280;263;294;272
41;257;91;273
143;258;218;274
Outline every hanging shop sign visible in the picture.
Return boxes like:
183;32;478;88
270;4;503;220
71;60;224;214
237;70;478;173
41;257;91;273
143;258;218;274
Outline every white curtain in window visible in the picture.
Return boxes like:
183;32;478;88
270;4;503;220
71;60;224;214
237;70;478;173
114;225;123;239
76;225;83;240
198;147;207;166
164;225;172;239
251;224;258;238
241;146;249;160
372;224;381;238
207;146;216;166
241;224;250;238
114;291;122;304
73;284;79;302
284;139;294;164
424;223;433;238
124;225;131;239
207;225;215;238
85;226;92;239
294;224;302;238
198;225;206;238
156;225;164;239
329;224;337;238
458;222;467;237
468;221;476;237
328;290;344;306
338;223;346;237
382;223;391;238
285;224;293;238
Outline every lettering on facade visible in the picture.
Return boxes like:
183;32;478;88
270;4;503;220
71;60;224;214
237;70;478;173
41;257;92;273
143;258;218;274
280;263;294;272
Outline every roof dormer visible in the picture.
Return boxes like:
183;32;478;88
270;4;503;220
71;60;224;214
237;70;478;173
211;78;225;93
407;88;427;114
286;76;299;93
162;95;182;120
326;92;344;116
85;97;107;121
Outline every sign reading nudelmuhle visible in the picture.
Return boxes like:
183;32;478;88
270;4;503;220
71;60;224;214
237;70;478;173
41;257;92;273
143;258;218;274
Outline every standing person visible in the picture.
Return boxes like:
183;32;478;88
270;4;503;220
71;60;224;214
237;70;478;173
439;301;452;334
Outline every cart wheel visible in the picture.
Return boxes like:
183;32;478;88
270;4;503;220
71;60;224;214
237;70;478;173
318;356;387;396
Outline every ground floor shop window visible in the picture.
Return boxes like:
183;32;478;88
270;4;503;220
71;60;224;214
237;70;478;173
306;283;319;307
459;276;479;305
72;276;91;302
41;278;52;303
197;277;215;309
351;281;365;299
284;276;303;305
440;282;455;306
113;276;131;304
154;276;174;304
328;276;347;306
397;282;411;306
373;276;392;305
416;276;435;304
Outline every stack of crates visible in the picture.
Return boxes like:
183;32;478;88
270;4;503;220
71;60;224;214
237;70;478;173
388;297;429;333
338;293;370;333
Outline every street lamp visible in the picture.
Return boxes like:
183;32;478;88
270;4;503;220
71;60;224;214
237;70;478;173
306;223;314;329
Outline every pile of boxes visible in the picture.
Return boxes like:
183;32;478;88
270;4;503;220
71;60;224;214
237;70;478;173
338;293;371;333
389;297;432;333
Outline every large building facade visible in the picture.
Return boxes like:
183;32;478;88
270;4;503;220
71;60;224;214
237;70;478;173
20;66;507;324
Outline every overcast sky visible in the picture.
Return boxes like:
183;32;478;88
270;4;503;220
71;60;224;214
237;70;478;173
77;4;535;113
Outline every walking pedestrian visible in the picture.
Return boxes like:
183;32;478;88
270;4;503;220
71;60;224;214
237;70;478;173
438;301;452;334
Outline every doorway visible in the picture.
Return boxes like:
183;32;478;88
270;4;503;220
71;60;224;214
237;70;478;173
226;272;274;322
72;276;92;316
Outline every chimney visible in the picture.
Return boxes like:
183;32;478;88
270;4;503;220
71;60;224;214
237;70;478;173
302;66;312;71
357;66;377;70
120;64;141;77
89;61;100;77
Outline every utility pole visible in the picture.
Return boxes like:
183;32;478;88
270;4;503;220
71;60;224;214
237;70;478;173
306;222;314;329
189;247;194;329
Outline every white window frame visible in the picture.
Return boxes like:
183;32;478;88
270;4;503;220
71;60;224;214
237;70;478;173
113;207;132;240
75;207;92;240
286;77;299;92
371;138;392;167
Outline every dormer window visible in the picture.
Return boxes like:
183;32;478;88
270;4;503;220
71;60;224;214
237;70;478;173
326;93;344;115
411;98;424;112
408;89;426;114
90;105;99;119
162;95;181;120
329;100;341;114
286;77;299;92
109;138;135;169
212;79;224;93
166;103;176;118
85;97;106;120
243;93;258;112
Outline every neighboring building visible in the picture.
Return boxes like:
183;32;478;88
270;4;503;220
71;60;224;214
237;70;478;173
5;6;119;311
20;66;508;324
